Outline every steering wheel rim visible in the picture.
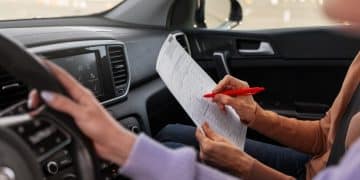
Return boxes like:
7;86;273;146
0;34;66;95
0;33;97;180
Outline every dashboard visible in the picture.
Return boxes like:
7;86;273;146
0;26;171;133
0;26;183;180
0;26;191;136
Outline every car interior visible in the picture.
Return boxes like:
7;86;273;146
0;0;360;180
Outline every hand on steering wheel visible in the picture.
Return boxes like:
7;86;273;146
28;60;136;166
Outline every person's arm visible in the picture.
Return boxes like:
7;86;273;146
196;122;294;180
120;134;237;180
211;75;329;155
249;52;360;155
29;61;237;180
248;105;329;155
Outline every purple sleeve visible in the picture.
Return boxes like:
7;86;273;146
315;139;360;180
120;134;238;180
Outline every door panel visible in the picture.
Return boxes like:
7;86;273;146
185;27;360;143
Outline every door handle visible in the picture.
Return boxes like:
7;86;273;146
213;51;231;78
238;42;275;55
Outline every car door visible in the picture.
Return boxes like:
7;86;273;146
184;27;360;142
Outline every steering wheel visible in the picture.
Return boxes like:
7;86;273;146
0;34;97;179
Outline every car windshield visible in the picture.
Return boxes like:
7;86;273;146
0;0;125;21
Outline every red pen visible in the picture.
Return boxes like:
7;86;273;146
203;87;265;98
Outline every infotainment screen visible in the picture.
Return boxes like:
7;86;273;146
52;53;103;96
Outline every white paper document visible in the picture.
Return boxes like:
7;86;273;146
156;35;247;149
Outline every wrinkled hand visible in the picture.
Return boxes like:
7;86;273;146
212;75;259;125
28;60;136;166
195;122;254;178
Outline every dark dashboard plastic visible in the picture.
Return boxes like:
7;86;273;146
0;26;171;135
0;26;170;87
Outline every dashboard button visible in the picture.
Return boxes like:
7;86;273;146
59;158;72;170
46;161;59;175
16;126;25;134
130;126;140;133
62;173;77;180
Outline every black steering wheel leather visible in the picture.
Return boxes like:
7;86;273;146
0;34;66;95
0;33;97;180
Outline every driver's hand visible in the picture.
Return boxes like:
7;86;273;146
28;60;136;166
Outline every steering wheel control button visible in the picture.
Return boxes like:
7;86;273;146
100;161;123;180
33;120;41;127
0;167;15;180
11;119;71;159
28;126;57;145
46;161;59;175
62;173;77;180
59;158;73;170
16;126;25;134
39;147;45;154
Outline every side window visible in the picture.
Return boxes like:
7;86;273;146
205;0;231;28
205;0;337;30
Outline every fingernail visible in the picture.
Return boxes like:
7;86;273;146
27;98;33;109
41;91;54;103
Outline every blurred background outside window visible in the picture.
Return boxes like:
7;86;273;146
0;0;340;30
0;0;124;20
205;0;338;30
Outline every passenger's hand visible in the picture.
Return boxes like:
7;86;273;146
212;75;259;125
196;122;255;178
28;61;136;166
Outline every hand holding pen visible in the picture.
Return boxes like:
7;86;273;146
204;75;264;125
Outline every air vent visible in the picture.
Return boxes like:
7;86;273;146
0;68;28;110
174;33;191;55
108;45;129;96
